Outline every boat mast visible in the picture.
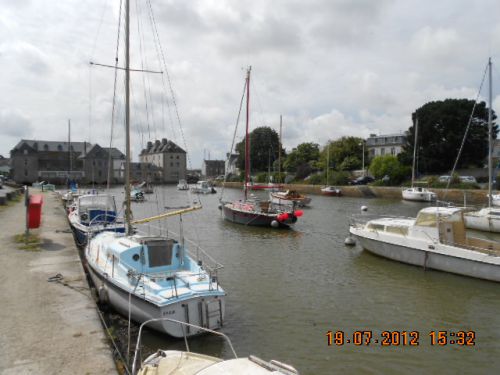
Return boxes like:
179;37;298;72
326;141;330;185
125;0;132;234
279;114;282;184
68;119;72;180
488;57;493;208
411;117;419;188
244;66;251;200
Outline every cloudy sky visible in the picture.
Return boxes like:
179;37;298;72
1;0;500;168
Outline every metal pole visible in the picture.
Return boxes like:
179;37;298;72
411;117;418;187
125;0;132;234
362;141;365;176
279;114;282;184
25;186;29;239
488;57;493;208
244;66;251;200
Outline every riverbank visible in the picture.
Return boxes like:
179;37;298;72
0;189;117;374
219;182;494;205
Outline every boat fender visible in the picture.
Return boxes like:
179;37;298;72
98;285;109;304
344;236;356;246
361;205;368;211
271;220;279;228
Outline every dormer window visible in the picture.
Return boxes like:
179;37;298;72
33;142;38;150
44;144;49;151
57;144;63;151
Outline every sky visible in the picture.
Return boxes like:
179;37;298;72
1;0;500;169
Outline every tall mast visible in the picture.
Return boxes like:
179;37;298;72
244;66;251;200
279;114;282;184
488;57;493;208
125;0;132;234
411;117;419;188
326;141;330;185
68;119;72;176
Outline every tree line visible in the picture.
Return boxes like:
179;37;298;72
232;98;498;185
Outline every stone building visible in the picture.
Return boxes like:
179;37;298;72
10;140;90;184
79;144;125;184
10;139;125;185
366;133;406;158
202;159;225;178
139;139;186;183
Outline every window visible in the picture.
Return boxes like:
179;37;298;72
147;239;174;267
44;144;49;151
24;159;28;166
33;143;38;150
176;162;179;167
381;148;385;155
170;155;173;159
57;144;63;151
176;155;179;159
23;149;28;155
391;147;395;155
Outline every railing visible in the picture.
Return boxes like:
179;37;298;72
131;318;238;375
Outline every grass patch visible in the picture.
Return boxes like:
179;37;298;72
13;233;42;252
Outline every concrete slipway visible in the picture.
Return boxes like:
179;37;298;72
0;189;117;374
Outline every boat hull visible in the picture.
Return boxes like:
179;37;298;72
221;204;295;227
402;189;436;202
352;234;500;282
464;211;500;233
269;194;311;207
86;263;225;338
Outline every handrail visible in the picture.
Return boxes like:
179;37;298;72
131;318;238;374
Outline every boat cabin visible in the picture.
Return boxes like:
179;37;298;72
77;195;117;225
111;236;193;274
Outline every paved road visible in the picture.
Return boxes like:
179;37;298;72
0;190;117;374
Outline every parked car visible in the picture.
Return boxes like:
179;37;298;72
459;176;477;184
350;176;375;185
438;175;451;183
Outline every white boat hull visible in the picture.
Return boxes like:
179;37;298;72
86;263;225;338
351;229;500;282
402;188;436;202
464;208;500;233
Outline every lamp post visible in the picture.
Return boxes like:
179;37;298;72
359;140;366;177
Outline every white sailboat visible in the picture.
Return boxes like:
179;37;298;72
464;58;500;233
402;118;436;202
85;0;225;338
349;206;500;282
132;319;299;375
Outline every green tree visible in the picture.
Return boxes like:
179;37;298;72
399;99;498;174
283;142;320;172
235;126;284;172
369;155;410;184
320;137;366;171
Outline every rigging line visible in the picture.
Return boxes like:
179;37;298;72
219;76;247;200
135;0;152;141
107;0;124;190
146;0;194;173
147;0;202;209
443;60;489;198
250;74;268;128
89;0;110;59
89;62;162;74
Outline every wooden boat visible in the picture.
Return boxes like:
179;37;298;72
220;67;302;228
270;189;311;207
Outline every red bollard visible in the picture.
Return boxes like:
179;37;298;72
28;194;43;229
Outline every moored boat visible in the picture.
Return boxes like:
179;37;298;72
321;186;342;197
349;206;500;282
133;319;299;375
177;179;189;190
68;194;125;246
270;189;311;207
191;181;216;194
402;187;436;202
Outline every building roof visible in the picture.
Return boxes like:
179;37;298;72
203;159;225;167
12;139;92;153
140;138;186;155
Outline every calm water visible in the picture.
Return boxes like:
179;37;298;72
106;186;500;374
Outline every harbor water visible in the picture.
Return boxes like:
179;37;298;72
106;186;500;374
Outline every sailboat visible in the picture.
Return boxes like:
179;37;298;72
402;117;437;202
464;58;500;233
220;67;302;228
132;319;300;375
321;141;342;196
85;0;225;338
